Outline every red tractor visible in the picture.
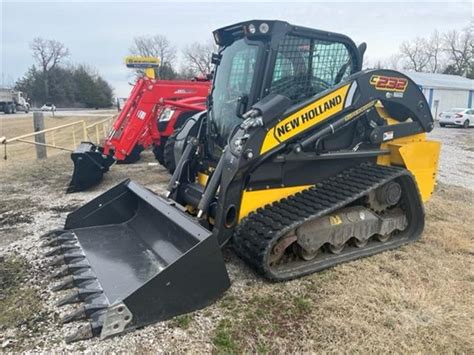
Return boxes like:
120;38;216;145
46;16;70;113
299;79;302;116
67;77;210;193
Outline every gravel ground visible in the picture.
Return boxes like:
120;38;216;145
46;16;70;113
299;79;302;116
428;124;474;190
0;124;472;352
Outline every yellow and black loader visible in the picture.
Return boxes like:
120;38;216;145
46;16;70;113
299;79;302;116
41;20;441;342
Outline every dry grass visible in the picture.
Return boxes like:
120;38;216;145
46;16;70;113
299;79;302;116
0;112;115;164
0;257;43;331
0;121;472;352
210;183;474;353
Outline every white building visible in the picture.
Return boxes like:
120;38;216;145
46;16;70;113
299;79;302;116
403;71;473;118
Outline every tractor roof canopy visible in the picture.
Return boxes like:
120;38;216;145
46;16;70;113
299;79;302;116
212;20;363;72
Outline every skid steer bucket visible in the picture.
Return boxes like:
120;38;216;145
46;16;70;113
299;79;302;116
42;180;230;342
67;142;114;193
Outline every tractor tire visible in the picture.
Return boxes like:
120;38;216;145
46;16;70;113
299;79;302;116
463;120;470;128
152;142;165;165
4;104;12;114
118;144;143;164
162;111;200;174
164;129;178;174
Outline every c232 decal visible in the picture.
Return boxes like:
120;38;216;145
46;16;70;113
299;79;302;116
370;75;408;92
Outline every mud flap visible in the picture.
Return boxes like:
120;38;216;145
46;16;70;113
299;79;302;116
42;180;230;342
67;142;114;193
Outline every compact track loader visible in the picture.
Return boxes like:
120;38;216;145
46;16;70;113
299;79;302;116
42;20;440;342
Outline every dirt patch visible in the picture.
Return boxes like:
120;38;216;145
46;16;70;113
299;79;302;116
0;210;34;227
0;198;36;226
0;197;38;247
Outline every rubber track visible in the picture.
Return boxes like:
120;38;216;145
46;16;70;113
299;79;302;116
232;163;416;281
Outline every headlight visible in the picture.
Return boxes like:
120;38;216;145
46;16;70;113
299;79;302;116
259;23;269;34
248;24;256;34
159;108;175;122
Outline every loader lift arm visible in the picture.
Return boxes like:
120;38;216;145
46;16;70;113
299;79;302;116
67;77;210;193
104;78;209;161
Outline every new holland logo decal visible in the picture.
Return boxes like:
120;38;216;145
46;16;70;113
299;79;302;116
275;95;343;138
260;84;350;154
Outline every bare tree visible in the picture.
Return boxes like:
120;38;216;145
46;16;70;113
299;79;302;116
398;30;448;73
363;55;387;70
361;54;371;70
386;53;402;70
129;35;177;79
426;30;445;72
443;27;474;77
30;38;69;73
30;37;69;100
399;37;431;72
182;40;217;78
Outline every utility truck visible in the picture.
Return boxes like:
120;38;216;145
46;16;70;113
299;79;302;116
0;88;30;114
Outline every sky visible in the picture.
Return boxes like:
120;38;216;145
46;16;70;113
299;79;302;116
1;1;472;97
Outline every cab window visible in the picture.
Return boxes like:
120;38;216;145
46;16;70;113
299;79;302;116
270;35;353;103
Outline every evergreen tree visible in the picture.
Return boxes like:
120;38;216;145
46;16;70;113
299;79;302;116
15;64;113;108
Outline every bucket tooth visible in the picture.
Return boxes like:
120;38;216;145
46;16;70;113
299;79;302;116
56;289;102;307
48;255;66;267
44;244;79;257
52;276;75;291
41;239;58;248
62;306;87;324
47;252;85;267
65;323;92;343
44;246;61;256
64;320;102;343
62;304;108;324
52;275;96;292
41;233;76;248
56;290;80;306
51;263;90;279
40;229;65;240
52;266;69;279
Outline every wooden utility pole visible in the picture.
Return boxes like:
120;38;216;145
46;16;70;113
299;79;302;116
33;111;47;159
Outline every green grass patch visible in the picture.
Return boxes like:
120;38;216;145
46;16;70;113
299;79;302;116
0;256;42;329
212;318;239;354
169;314;193;329
213;290;314;352
293;295;312;313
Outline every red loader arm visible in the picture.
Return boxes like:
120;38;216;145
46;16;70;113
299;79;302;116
104;78;210;160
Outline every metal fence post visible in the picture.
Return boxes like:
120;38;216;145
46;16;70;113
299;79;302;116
33;111;47;159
